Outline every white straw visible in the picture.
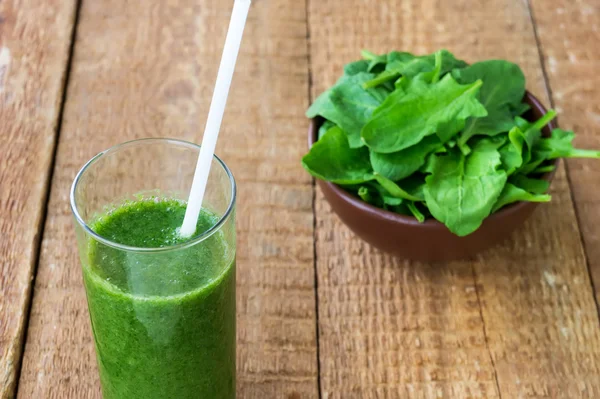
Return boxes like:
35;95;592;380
180;0;251;237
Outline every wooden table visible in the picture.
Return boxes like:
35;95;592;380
2;0;600;397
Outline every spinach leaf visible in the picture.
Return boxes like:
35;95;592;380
509;175;550;194
363;50;467;89
302;126;374;184
382;196;404;206
365;181;403;205
452;60;526;150
492;183;551;212
370;135;442;181
362;74;487;153
424;142;507;236
410;50;451;86
407;202;425;222
361;50;388;73
369;177;424;219
511;102;530;116
469;135;507;150
357;186;370;202
374;173;422;201
518;155;547;175
344;60;370;76
520;110;556;146
429;49;469;75
420;154;436;174
307;73;390;148
534;128;600;159
533;164;556;174
389;204;413;217
398;174;427;201
515;110;557;173
436;117;467;144
318;120;336;140
362;52;420;89
514;115;540;157
357;186;383;207
499;126;525;175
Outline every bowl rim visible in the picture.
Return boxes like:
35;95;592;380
307;90;559;228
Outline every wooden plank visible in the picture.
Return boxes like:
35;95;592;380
0;1;77;397
17;0;318;398
308;0;600;397
528;1;600;301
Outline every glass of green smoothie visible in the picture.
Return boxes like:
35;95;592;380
70;138;236;399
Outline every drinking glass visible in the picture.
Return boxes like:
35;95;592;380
70;138;236;399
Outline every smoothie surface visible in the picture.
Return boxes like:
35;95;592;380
88;198;230;297
91;198;216;248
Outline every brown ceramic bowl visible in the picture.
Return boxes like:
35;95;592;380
308;92;558;262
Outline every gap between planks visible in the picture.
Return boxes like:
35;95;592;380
304;0;323;397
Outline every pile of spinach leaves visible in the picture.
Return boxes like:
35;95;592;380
303;50;600;237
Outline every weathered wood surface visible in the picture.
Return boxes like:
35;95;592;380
529;0;600;300
308;0;600;397
3;0;600;398
17;0;318;398
0;1;77;397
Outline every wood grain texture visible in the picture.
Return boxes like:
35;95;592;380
0;1;76;397
528;0;600;301
17;0;318;398
308;0;600;397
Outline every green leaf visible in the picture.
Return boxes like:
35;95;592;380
362;52;421;88
318;120;336;140
399;175;427;201
511;102;530;116
492;183;551;212
417;50;444;84
364;181;407;211
395;50;466;77
499;126;525;175
535;128;600;159
358;186;370;202
452;60;526;147
438;118;467;146
357;186;380;207
420;145;450;173
342;183;385;208
521;110;556;147
363;50;467;89
365;182;397;201
470;135;507;150
383;196;404;206
514;116;540;162
518;156;546;175
533;164;556;174
344;60;370;76
302;126;374;184
424;143;507;236
509;175;550;195
363;70;402;89
374;173;422;201
420;154;436;174
307;73;390;148
389;204;413;216
515;110;557;173
407;202;426;223
361;50;388;73
362;74;487;153
370;135;442;181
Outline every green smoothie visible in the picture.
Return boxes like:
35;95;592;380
81;198;235;399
